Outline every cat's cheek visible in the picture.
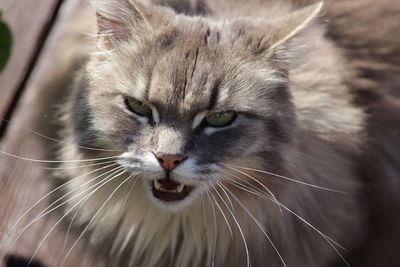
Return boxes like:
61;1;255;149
173;159;221;182
117;151;162;174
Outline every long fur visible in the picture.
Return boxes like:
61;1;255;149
52;0;400;266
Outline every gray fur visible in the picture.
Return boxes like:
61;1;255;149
54;0;400;266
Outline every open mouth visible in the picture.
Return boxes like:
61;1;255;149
152;177;193;202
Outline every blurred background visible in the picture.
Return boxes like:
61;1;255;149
0;0;103;266
0;0;400;267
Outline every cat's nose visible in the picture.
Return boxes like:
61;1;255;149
155;153;186;171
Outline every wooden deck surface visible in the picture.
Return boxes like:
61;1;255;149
0;1;103;266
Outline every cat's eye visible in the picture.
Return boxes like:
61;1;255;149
125;97;152;117
205;111;237;127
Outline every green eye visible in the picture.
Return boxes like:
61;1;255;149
125;97;152;117
205;111;237;127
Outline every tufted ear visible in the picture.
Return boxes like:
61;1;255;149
267;2;324;51
91;0;149;49
249;2;325;69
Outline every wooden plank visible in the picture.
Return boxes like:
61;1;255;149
0;0;61;128
0;0;104;266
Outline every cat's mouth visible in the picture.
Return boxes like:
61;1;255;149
152;178;193;202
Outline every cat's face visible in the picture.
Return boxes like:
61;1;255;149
73;0;321;211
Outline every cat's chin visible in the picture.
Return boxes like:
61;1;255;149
144;179;201;212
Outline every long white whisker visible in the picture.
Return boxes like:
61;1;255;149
0;150;119;163
206;182;251;267
6;166;124;244
223;176;268;200
111;177;139;258
1;163;118;247
61;202;81;256
36;167;122;220
206;185;234;238
202;183;217;267
222;163;345;193
62;173;136;264
216;181;235;212
0;118;120;152
201;194;209;240
26;169;127;266
221;172;283;215
120;177;139;213
224;178;350;266
217;181;287;267
223;168;283;214
42;160;117;170
63;168;131;259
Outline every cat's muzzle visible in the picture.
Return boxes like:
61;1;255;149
152;177;193;201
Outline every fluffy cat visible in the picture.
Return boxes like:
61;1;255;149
51;0;400;266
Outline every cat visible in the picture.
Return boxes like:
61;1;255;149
45;0;400;266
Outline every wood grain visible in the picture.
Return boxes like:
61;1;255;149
0;0;103;266
0;0;61;127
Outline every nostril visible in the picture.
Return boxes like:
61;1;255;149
154;153;186;170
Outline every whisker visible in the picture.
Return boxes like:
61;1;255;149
216;181;287;267
63;168;131;259
201;194;209;240
109;175;140;257
222;163;345;193
42;160;117;170
61;203;81;257
216;181;235;212
223;176;268;200
26;169;128;266
206;182;251;267
205;184;234;238
1;163;118;247
0;150;120;163
220;171;283;214
120;177;139;213
201;191;217;267
38;167;123;217
5;166;124;245
202;184;218;267
223;178;351;266
111;173;139;262
0;118;120;152
222;168;283;214
62;172;136;264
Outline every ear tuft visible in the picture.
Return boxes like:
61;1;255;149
269;1;325;51
90;0;146;49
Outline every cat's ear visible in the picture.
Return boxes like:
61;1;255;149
91;0;149;49
268;2;324;50
259;2;325;66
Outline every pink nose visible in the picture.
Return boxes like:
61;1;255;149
155;154;186;171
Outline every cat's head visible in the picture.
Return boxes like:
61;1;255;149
74;0;324;211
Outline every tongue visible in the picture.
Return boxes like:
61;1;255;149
157;177;181;190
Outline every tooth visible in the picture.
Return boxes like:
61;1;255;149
154;180;162;190
176;184;184;193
